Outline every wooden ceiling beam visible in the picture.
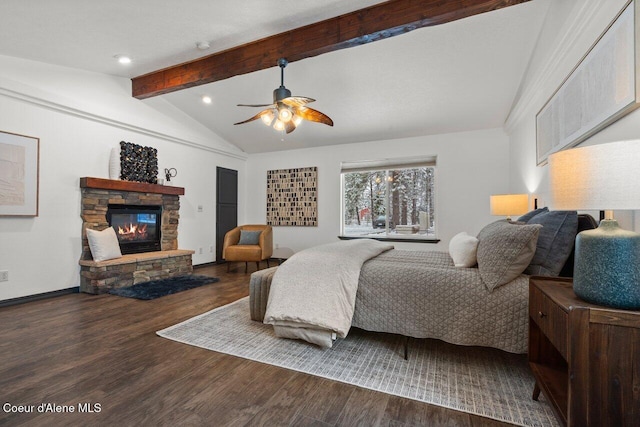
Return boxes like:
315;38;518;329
132;0;531;99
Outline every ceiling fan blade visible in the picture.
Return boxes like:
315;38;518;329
284;120;296;134
282;96;315;108
295;107;334;126
237;103;275;108
234;109;273;125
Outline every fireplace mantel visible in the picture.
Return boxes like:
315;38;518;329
80;177;185;196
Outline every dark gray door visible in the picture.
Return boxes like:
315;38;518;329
216;167;238;263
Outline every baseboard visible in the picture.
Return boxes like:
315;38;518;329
194;262;219;269
0;287;80;308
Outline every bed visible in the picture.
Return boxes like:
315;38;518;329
256;210;596;353
352;248;530;353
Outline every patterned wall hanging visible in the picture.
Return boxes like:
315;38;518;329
267;167;318;226
119;141;158;184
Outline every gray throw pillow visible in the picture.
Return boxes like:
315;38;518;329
238;230;261;245
476;220;542;291
517;207;548;223
524;210;578;276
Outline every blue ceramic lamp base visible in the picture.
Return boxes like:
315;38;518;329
573;219;640;310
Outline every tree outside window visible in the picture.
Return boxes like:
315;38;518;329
342;166;435;238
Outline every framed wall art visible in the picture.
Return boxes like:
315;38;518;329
266;167;318;226
0;131;40;216
536;0;640;165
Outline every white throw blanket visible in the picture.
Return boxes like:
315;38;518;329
263;239;394;347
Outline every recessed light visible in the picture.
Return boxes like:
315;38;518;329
202;95;212;104
196;41;210;50
114;55;132;65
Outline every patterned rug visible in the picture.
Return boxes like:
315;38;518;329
157;297;558;427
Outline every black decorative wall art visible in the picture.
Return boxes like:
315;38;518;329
266;167;317;226
119;141;158;184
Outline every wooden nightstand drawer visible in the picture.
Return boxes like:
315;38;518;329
530;283;568;359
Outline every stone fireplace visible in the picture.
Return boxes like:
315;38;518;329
79;177;194;294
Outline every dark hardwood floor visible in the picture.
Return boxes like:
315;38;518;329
0;263;514;427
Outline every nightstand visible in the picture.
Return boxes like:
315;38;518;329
529;276;640;426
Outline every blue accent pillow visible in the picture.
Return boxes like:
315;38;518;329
517;207;548;223
524;210;578;276
238;230;261;245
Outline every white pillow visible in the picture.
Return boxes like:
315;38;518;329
449;232;479;268
86;227;123;262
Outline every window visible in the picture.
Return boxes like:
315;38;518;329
341;158;436;240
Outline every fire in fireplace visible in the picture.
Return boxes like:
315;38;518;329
107;204;162;254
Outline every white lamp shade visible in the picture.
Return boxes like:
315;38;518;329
549;140;640;210
490;194;529;216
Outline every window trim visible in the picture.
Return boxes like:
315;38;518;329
338;235;440;244
340;156;437;173
339;159;437;240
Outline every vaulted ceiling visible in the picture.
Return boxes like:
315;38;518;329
0;0;550;153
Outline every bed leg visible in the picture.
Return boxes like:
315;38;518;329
532;383;541;401
404;336;409;360
245;262;248;273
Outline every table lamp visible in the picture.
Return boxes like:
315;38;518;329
490;194;529;220
548;140;640;309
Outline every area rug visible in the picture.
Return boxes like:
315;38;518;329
157;297;557;427
109;275;219;300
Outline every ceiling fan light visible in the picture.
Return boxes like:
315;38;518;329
261;110;275;125
273;119;285;131
292;115;302;126
278;108;292;123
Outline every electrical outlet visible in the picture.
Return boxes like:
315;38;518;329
198;247;203;254
0;270;8;282
197;205;203;212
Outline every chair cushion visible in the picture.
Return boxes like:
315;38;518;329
476;220;541;291
524;210;578;276
238;230;261;245
225;245;263;262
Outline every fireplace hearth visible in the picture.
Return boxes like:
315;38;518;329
107;204;162;254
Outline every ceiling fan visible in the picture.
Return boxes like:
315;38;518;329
234;58;333;134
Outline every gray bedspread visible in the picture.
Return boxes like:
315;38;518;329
351;249;529;354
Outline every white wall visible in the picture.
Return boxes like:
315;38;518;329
245;128;511;253
507;0;639;231
10;0;636;302
0;55;247;301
